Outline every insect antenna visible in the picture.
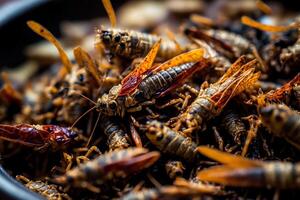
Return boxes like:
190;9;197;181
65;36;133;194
75;92;97;105
86;112;101;147
71;106;96;129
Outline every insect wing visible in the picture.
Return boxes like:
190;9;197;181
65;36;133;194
119;39;161;96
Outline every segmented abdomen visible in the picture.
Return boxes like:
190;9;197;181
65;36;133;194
138;62;196;99
148;124;198;163
264;162;300;188
101;117;130;150
185;87;219;129
221;108;246;144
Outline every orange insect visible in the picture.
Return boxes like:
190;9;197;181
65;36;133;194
198;146;300;189
175;56;260;135
96;41;207;117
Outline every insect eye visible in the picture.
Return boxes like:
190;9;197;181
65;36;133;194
102;34;111;43
114;34;121;42
119;43;126;50
78;74;84;82
275;115;283;122
156;133;164;141
109;102;117;109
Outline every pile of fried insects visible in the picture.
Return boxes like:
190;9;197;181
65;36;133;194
1;0;300;199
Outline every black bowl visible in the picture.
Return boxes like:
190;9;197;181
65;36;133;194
0;0;122;199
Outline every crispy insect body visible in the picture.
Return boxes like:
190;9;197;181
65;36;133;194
0;124;77;151
96;48;207;117
262;73;300;105
96;28;183;60
121;180;220;200
221;108;247;144
280;39;300;73
100;116;130;150
146;121;199;163
259;104;300;149
17;176;68;200
198;146;300;189
54;148;160;188
180;56;260;133
165;160;185;179
186;28;253;59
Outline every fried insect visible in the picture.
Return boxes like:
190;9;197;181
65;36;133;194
96;46;207;117
0;124;77;151
145;121;199;163
176;56;260;135
259;104;300;149
260;73;300;105
221;107;247;145
16;176;70;200
121;179;220;200
96;28;185;60
165;160;185;179
53;148;160;192
185;27;253;59
198;146;300;189
100;116;130;150
280;38;300;74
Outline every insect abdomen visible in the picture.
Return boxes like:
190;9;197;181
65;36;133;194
139;63;195;99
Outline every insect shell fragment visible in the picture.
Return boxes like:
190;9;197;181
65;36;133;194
96;28;183;60
259;104;300;150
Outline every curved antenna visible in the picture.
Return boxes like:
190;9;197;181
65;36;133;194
86;112;101;147
27;21;72;72
71;106;96;129
74;91;97;106
102;0;117;27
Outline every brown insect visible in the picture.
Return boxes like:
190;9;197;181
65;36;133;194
121;178;220;200
175;56;260;135
16;176;70;200
100;116;130;150
145;120;199;163
96;42;207;117
198;146;300;189
0;124;77;151
53;148;160;192
259;104;300;150
221;107;247;145
260;73;300;105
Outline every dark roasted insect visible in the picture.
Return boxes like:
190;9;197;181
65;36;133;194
96;28;185;60
198;146;300;189
0;124;77;151
16;176;70;200
145;120;199;163
221;107;247;144
53;148;160;192
121;178;220;200
259;73;300;106
100;116;130;150
165;160;185;180
259;104;300;149
175;56;260;135
185;27;254;60
96;43;207;117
